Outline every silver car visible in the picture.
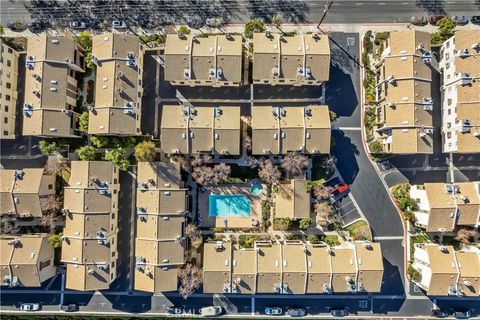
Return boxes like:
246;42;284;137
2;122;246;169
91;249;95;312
20;303;40;311
452;16;468;24
287;308;305;317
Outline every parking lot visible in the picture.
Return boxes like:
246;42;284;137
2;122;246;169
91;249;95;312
332;194;362;226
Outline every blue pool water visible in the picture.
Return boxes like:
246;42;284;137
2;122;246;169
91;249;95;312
250;183;262;197
209;194;251;217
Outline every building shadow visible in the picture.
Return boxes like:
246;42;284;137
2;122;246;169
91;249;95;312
330;130;360;185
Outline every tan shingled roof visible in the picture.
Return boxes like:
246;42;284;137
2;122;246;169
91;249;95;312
256;243;282;293
89;33;143;135
0;234;55;287
164;34;242;84
306;244;332;293
456;250;480;296
330;247;356;293
232;244;257;294
426;245;459;296
282;242;307;294
203;242;232;293
253;33;330;83
134;265;179;292
160;105;240;155
252;105;330;155
275;179;310;219
354;242;384;293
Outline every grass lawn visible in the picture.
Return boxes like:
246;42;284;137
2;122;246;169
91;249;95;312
321;234;340;246
344;220;372;241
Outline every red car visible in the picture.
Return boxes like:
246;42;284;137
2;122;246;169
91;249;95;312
330;183;349;201
429;16;445;25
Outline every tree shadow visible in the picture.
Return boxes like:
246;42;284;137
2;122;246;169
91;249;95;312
246;0;309;23
415;0;446;15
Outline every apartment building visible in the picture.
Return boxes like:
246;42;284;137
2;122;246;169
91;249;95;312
0;234;56;287
164;33;242;87
161;105;241;155
0;168;55;218
61;161;119;291
410;182;480;232
274;179;310;219
412;243;480;296
202;240;383;294
23;36;85;137
374;30;434;154
439;30;480;153
1;42;20;139
135;162;187;292
252;32;330;86
251;105;331;155
88;33;144;135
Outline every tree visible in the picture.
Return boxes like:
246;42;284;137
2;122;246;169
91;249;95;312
85;52;95;70
272;14;282;30
213;163;231;182
455;228;477;244
104;148;129;171
192;163;231;186
40;212;58;232
39;140;61;156
243;135;252;152
281;217;292;230
178;25;191;35
313;185;330;200
178;264;202;299
45;154;66;174
431;17;456;44
321;155;337;172
77;146;98;161
306;234;319;243
408;264;422;282
79;111;89;132
48;233;63;248
244;19;265;39
76;31;92;51
91;136;110;148
369;140;384;154
299;218;313;230
281;152;309;177
191;153;212;168
172;155;191;172
315;202;333;222
258;159;281;185
134;141;156;163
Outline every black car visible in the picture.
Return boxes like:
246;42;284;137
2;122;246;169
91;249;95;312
7;21;26;32
431;308;449;318
60;303;79;312
330;308;349;317
471;16;480;24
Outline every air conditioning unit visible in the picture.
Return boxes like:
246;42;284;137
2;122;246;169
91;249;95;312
25;55;35;69
421;51;432;63
97;264;108;271
457;49;469;58
183;68;191;80
208;68;216;78
139;183;148;191
272;67;280;77
423;128;433;134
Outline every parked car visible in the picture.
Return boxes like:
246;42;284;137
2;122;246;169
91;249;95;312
199;306;222;316
454;309;471;319
206;17;223;28
27;20;44;31
452;16;468;24
20;303;40;311
60;303;79;312
112;20;127;28
265;307;283;315
380;160;393;171
471;16;480;24
69;21;87;29
429;16;445;25
431;308;449;318
287;308;305;317
330;183;349;200
410;16;428;25
166;307;182;315
330;308;349;317
7;21;27;32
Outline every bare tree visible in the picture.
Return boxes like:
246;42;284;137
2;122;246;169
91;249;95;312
213;163;231;182
258;159;281;185
172;155;191;172
185;224;203;252
191;153;212;168
192;163;231;186
455;228;477;244
315;202;333;224
0;220;15;235
321;155;337;173
313;185;330;200
281;152;309;177
243;135;252;152
178;264;203;299
40;212;58;232
45;153;66;174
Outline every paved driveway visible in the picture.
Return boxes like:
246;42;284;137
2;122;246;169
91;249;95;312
332;194;361;227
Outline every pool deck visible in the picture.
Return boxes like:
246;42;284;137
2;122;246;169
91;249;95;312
198;183;263;229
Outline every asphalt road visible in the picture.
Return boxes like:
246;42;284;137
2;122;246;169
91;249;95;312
2;0;480;25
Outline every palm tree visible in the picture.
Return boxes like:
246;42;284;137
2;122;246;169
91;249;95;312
281;152;309;178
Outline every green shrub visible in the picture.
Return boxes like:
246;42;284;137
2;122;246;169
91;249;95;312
178;25;191;35
48;233;63;248
39;140;60;156
244;19;265;39
408;263;422;282
134;141;156;163
77;146;97;161
79;111;89;132
299;218;313;230
306;234;319;243
369;140;384;154
392;184;418;221
281;217;292;230
363;31;373;53
104;148;129;171
86;80;95;104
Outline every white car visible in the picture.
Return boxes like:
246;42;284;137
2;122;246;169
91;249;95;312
265;307;283;315
206;18;223;28
69;21;87;29
200;306;222;316
112;20;127;29
20;303;40;311
452;16;468;25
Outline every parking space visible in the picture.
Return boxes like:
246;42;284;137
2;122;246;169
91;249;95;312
332;194;362;226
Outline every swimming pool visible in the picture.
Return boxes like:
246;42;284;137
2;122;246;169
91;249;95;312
250;183;262;197
209;194;251;217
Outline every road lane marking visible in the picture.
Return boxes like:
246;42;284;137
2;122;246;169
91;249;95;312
355;2;363;5
378;2;386;5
